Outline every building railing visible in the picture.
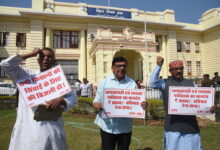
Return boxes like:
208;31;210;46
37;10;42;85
145;88;162;100
215;86;220;91
0;87;16;96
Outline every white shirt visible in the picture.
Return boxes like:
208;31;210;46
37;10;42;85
75;81;81;91
80;83;91;97
0;55;78;150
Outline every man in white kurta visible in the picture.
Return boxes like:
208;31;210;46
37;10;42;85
0;48;77;150
80;78;92;97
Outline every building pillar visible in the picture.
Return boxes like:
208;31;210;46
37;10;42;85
45;27;51;47
95;51;104;82
79;30;86;79
165;30;177;76
162;35;168;77
142;57;148;85
30;20;44;70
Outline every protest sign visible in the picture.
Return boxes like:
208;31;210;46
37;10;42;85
102;88;145;118
168;86;214;115
17;65;71;107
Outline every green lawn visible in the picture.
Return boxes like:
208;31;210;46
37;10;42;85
0;110;220;150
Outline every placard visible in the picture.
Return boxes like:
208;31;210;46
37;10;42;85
102;88;145;118
17;65;71;107
168;86;214;115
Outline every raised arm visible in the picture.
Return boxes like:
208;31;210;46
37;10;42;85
20;48;41;60
0;48;42;82
148;56;165;90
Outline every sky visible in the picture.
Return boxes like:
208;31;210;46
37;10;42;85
0;0;220;24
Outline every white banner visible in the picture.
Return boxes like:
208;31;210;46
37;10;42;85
102;88;145;118
17;65;71;107
168;86;214;115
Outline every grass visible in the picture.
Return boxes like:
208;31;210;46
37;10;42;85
0;110;220;150
0;110;16;150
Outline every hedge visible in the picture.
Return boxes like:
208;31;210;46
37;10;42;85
0;96;165;119
71;97;97;114
0;96;16;101
71;97;165;119
147;99;165;119
0;96;17;109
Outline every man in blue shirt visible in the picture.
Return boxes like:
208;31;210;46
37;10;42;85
149;56;216;150
93;56;146;150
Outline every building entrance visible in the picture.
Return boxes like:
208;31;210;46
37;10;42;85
114;50;143;81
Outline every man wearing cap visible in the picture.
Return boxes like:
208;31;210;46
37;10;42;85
148;56;216;150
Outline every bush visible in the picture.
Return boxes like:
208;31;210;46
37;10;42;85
0;95;166;119
71;97;165;120
147;99;165;119
0;96;16;101
0;96;17;109
71;97;97;114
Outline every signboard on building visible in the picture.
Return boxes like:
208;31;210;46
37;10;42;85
17;65;71;107
87;7;132;19
102;88;145;118
168;86;214;115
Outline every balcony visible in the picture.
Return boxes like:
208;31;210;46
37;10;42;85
89;28;158;56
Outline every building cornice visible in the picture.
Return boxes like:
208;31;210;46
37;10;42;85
180;23;220;32
0;12;22;17
19;10;185;28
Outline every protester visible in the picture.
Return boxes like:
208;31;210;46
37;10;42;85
0;48;77;150
93;56;147;150
92;82;98;98
80;78;92;97
88;82;93;97
75;79;81;96
201;74;213;87
212;72;220;87
148;56;216;150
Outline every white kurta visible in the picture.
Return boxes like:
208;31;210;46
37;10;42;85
1;55;78;150
80;83;92;97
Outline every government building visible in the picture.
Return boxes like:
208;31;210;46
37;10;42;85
0;0;220;85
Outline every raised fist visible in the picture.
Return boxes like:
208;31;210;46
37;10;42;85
157;56;164;67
